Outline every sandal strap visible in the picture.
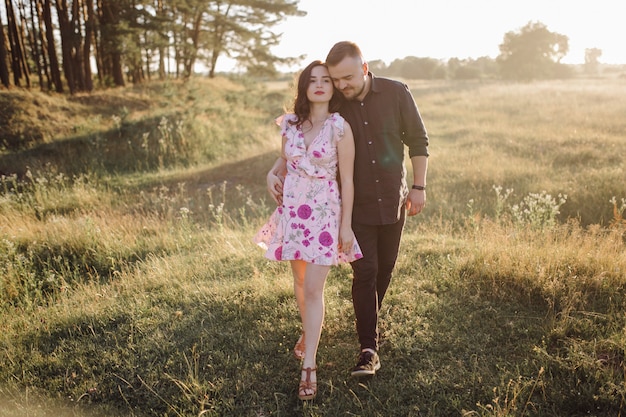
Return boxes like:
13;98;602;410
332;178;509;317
299;367;317;390
298;366;317;400
294;333;306;359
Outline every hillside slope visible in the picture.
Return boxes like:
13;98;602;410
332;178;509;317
0;78;289;177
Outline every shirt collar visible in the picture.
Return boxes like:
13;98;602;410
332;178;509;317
368;72;381;95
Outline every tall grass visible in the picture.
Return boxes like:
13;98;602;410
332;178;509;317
0;77;624;416
416;79;626;227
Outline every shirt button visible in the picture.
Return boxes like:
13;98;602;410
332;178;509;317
364;121;368;125
368;141;372;145
378;198;382;202
371;160;376;164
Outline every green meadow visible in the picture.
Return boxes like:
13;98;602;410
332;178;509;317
0;76;624;417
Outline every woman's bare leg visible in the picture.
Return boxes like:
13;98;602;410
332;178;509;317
300;263;330;396
291;260;307;358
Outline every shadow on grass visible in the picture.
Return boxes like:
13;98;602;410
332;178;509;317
4;257;302;416
0;113;189;178
123;150;279;195
3;252;623;417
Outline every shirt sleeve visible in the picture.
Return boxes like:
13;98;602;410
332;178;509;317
399;84;429;158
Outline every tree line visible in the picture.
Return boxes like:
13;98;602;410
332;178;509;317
0;0;304;93
1;6;612;95
373;22;608;81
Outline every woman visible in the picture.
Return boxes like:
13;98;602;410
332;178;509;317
254;60;362;400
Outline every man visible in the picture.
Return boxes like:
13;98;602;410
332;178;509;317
325;41;429;377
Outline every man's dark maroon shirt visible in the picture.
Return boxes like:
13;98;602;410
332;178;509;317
338;73;429;226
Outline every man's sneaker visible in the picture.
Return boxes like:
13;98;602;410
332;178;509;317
351;349;381;377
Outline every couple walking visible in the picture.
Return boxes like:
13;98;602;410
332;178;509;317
254;41;430;400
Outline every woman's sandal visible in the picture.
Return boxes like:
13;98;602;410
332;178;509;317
298;367;317;400
293;333;305;360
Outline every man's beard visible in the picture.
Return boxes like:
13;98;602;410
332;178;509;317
343;79;366;101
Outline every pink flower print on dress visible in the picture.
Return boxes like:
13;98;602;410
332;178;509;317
297;204;312;219
312;151;322;158
274;246;283;260
319;231;333;247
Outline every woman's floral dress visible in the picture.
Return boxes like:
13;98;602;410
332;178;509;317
254;112;363;265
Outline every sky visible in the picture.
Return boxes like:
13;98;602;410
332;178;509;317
244;0;625;72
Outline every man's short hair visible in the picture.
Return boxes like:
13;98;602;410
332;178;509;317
326;41;364;66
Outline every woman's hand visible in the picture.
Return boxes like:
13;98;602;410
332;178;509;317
338;226;355;254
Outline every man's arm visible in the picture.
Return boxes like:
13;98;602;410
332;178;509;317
406;155;428;216
267;156;287;205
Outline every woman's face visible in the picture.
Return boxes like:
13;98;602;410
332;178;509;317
306;65;334;104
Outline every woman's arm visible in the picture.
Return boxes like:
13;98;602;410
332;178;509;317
336;121;356;253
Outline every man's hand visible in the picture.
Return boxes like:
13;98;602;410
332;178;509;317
267;171;284;205
266;157;287;205
406;189;425;216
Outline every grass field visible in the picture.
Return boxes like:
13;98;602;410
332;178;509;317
0;76;625;417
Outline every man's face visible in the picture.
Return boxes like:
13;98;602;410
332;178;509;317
327;56;368;101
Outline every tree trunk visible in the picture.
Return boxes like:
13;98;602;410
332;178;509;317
98;0;124;86
181;9;203;79
92;0;103;84
15;0;31;87
55;0;76;93
42;0;63;92
33;0;53;91
0;19;10;88
173;29;180;78
207;11;227;79
20;0;45;90
82;0;94;91
5;0;31;87
208;24;226;79
111;52;124;86
156;0;165;79
69;0;86;91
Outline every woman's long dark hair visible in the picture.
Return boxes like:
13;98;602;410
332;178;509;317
289;60;341;127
